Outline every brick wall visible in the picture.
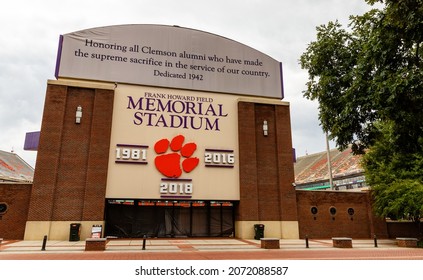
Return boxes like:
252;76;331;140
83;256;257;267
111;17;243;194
386;221;422;238
0;183;32;239
296;190;389;239
27;83;114;222
237;101;297;222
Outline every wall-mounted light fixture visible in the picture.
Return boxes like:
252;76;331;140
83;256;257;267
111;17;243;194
311;206;318;220
329;206;337;221
75;105;82;124
263;120;268;136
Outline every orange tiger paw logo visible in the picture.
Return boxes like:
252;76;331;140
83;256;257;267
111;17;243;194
154;135;199;178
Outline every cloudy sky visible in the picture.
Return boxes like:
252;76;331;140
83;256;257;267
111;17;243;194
0;0;377;168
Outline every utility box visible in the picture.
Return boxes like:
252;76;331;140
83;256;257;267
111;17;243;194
254;224;265;240
69;223;81;241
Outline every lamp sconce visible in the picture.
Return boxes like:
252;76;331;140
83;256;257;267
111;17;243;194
263;120;268;136
75;105;82;124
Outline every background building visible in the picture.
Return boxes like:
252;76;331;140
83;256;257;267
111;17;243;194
294;146;367;191
0;150;34;183
0;150;33;239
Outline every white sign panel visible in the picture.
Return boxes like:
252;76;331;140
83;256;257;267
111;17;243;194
105;84;240;200
56;24;283;99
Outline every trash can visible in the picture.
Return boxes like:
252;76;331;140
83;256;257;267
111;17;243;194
254;224;265;240
69;223;81;241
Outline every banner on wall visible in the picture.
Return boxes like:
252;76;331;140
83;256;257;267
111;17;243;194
55;24;283;99
105;84;240;200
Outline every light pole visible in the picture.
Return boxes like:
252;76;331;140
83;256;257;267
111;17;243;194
325;131;334;190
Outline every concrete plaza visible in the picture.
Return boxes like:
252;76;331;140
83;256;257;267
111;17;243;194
1;238;422;260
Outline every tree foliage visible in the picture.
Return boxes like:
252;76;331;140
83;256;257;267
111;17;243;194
300;0;423;221
300;0;423;155
362;121;423;221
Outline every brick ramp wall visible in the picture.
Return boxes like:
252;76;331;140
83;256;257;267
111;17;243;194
0;183;32;239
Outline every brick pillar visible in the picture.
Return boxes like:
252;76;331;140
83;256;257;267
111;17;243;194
27;83;114;223
27;84;67;221
237;102;297;221
236;101;298;237
82;88;115;221
275;105;298;221
237;102;259;221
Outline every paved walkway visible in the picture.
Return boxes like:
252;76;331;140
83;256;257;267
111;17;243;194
1;237;422;260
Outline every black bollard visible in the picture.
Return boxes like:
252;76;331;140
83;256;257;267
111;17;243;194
142;235;146;250
374;235;378;247
305;235;309;248
41;235;47;251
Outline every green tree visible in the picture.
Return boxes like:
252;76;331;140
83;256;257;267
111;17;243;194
300;0;423;223
362;122;423;221
300;0;423;155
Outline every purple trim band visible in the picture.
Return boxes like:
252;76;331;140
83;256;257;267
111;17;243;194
115;161;148;164
205;165;234;168
54;35;64;79
160;195;192;199
279;62;284;99
205;148;234;153
161;178;192;182
117;144;149;148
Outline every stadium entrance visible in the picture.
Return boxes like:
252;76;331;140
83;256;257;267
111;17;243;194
104;199;235;238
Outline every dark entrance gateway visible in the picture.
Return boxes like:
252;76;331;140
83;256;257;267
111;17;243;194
104;199;235;238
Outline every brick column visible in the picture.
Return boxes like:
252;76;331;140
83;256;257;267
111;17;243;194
25;82;114;239
236;101;298;238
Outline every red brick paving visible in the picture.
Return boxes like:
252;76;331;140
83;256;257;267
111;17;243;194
3;249;423;260
0;249;423;260
1;246;423;260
